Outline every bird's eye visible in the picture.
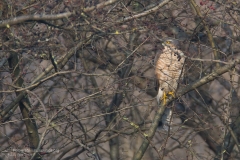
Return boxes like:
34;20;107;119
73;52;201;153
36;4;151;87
166;41;171;44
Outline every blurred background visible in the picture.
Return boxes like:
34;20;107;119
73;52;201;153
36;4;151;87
0;0;240;159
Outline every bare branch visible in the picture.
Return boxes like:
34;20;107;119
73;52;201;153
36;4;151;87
0;12;72;28
116;0;171;23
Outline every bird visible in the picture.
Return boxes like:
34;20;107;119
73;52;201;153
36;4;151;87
155;38;186;131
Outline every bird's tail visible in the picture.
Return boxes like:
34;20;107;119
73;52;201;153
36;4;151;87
157;88;173;131
161;108;172;131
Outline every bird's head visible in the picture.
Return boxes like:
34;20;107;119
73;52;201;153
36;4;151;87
162;38;185;57
162;39;179;49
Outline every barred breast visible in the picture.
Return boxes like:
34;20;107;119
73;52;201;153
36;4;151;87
155;48;185;93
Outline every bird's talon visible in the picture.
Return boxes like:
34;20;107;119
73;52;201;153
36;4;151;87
168;91;175;98
162;92;167;105
161;92;175;105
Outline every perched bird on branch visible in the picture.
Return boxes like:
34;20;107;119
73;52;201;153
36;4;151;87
155;38;186;131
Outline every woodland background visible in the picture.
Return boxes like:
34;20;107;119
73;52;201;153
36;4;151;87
0;0;240;159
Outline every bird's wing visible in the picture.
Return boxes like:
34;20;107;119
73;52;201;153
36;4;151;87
154;52;161;92
176;56;186;91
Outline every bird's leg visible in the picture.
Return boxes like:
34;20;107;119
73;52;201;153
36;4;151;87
162;91;175;105
162;92;167;105
168;91;175;98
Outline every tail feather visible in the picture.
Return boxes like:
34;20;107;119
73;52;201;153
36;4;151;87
156;88;173;131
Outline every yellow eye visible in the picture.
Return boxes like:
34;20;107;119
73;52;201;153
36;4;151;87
165;40;171;44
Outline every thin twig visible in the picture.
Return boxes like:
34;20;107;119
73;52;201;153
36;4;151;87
116;0;171;23
189;0;219;65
